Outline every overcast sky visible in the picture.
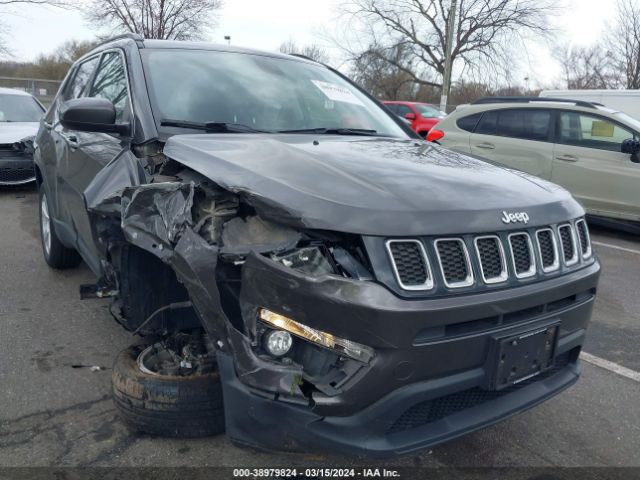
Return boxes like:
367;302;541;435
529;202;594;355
1;0;616;89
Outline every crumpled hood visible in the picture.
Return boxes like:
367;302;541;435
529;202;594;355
0;122;39;144
163;134;583;236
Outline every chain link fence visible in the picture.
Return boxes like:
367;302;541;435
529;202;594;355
0;77;62;106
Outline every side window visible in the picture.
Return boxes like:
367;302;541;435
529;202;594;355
66;57;100;100
476;110;498;135
456;113;482;132
89;52;129;122
396;105;414;117
496;109;551;141
558;112;634;152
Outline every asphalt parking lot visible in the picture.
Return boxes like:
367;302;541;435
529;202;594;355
1;186;639;469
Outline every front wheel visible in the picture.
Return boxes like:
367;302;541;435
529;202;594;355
112;340;225;438
38;187;81;269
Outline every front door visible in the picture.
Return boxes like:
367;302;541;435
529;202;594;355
551;110;640;221
64;50;132;273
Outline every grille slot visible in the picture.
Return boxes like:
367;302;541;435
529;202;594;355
474;236;507;283
558;224;578;265
435;239;473;288
508;233;536;278
386;240;433;290
575;220;591;258
0;166;35;184
536;228;559;272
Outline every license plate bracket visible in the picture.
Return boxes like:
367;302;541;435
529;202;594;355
488;324;559;391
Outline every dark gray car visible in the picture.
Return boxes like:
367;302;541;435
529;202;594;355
34;34;600;457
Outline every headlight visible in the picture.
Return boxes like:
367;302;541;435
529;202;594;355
271;247;335;275
259;308;374;363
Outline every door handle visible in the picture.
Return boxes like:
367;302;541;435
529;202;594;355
475;142;495;150
555;154;578;162
61;133;79;150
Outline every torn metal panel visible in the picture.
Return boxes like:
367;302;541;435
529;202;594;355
164;228;228;344
120;182;194;256
84;149;148;214
221;216;301;255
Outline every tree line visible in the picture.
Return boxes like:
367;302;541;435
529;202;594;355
1;0;639;104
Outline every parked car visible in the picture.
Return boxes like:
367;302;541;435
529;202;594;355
384;101;446;137
0;87;45;185
434;96;640;226
35;36;599;457
540;89;640;120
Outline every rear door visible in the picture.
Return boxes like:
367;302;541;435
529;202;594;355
64;50;132;273
469;108;554;179
551;110;640;221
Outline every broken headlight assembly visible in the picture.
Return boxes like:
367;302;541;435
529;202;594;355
259;308;374;363
271;246;336;276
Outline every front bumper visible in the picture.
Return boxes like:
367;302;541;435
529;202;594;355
0;151;35;185
220;256;599;457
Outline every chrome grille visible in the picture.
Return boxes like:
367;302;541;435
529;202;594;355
474;236;507;283
575;220;592;258
558;224;578;265
536;228;559;272
386;240;433;290
435;239;473;288
508;233;536;278
384;218;591;292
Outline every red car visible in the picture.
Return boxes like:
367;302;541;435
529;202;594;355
383;101;446;137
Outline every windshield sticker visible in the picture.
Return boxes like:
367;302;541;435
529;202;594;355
311;80;364;106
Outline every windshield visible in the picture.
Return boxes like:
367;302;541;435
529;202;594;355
0;94;44;122
141;49;408;137
415;104;445;118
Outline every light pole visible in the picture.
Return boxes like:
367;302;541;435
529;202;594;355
224;35;231;46
439;0;458;113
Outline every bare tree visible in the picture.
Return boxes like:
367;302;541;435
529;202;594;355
279;39;330;64
556;44;618;89
607;0;640;89
336;0;556;92
85;0;223;40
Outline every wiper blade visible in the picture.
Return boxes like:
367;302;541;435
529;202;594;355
278;127;379;136
160;119;270;133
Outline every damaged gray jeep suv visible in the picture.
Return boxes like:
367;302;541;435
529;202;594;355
34;34;600;457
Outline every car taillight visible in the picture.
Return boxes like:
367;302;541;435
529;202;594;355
426;129;445;142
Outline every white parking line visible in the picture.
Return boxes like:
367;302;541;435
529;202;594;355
581;352;640;382
592;241;640;255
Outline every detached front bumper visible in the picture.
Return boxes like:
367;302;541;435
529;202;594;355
219;256;599;457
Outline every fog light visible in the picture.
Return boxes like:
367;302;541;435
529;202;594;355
264;329;293;357
259;308;374;363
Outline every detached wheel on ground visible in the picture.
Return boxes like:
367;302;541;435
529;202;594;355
38;187;81;269
112;338;225;438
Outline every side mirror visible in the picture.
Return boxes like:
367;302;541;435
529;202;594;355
621;138;640;163
59;98;130;136
405;112;416;121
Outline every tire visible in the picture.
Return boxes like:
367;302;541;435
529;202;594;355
112;344;226;438
38;187;81;269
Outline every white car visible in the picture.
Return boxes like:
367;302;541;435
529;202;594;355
0;87;45;185
432;97;640;225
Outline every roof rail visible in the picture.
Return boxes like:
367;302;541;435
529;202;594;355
471;96;598;109
96;32;145;48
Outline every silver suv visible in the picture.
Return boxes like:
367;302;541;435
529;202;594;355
434;97;640;225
